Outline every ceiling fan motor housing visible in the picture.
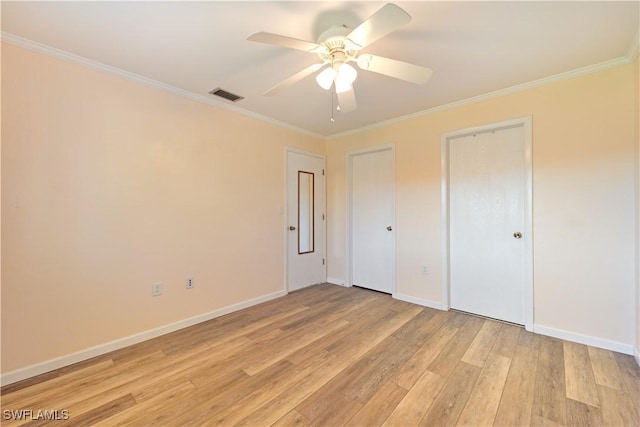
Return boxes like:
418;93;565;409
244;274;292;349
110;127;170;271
317;24;358;68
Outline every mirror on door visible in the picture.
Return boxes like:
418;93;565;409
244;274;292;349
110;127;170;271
298;171;314;254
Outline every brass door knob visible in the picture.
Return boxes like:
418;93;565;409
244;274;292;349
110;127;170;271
387;226;393;231
289;226;296;231
513;231;522;239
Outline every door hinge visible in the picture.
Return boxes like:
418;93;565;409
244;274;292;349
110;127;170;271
322;214;325;220
322;169;325;176
322;258;325;265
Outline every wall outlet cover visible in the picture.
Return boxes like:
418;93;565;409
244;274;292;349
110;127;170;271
152;282;163;296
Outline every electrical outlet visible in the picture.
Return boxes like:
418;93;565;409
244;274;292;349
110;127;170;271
422;265;429;275
186;277;194;289
152;282;163;296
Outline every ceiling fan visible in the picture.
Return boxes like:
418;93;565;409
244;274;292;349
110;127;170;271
247;3;433;113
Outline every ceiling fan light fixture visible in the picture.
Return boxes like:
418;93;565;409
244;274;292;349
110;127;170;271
337;63;357;85
316;67;336;90
334;63;357;93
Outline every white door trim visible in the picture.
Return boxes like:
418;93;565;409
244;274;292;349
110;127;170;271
345;144;396;294
440;117;533;330
285;147;327;292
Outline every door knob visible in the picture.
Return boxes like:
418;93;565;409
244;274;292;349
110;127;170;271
513;231;522;239
289;226;296;231
387;226;393;231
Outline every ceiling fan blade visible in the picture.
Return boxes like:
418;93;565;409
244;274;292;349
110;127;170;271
356;54;432;85
263;63;325;96
345;3;411;50
337;86;357;112
247;32;327;54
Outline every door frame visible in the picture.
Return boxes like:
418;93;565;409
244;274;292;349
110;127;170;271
440;117;533;330
285;147;327;292
346;144;396;294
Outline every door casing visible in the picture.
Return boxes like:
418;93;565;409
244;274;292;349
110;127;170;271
441;117;533;330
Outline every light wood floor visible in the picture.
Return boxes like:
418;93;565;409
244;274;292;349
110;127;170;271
2;284;639;426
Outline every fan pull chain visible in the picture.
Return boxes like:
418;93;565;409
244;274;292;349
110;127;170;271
329;91;336;123
330;90;335;123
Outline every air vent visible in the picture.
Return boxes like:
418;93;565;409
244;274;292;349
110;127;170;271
209;88;244;102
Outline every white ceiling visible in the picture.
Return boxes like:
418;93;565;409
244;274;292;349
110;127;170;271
2;1;639;138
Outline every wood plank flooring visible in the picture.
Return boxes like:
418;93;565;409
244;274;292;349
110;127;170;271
2;284;639;426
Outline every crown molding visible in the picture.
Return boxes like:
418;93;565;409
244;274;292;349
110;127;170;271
1;32;324;141
327;55;633;140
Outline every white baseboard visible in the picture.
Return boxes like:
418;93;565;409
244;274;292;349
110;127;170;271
393;293;444;310
1;289;287;386
634;346;640;367
533;324;634;355
326;277;347;287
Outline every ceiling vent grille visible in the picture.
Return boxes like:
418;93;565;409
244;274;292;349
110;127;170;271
209;88;244;102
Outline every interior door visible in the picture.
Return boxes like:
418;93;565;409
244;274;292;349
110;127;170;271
350;148;395;294
287;150;325;291
449;125;526;324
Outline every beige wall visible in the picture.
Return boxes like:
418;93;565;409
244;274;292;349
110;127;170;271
636;55;640;357
1;43;324;373
327;63;637;348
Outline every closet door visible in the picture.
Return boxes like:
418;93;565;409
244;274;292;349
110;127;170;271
449;125;526;324
351;147;395;294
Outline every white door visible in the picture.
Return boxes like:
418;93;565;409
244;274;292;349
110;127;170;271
449;124;527;324
287;150;325;291
350;148;395;294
